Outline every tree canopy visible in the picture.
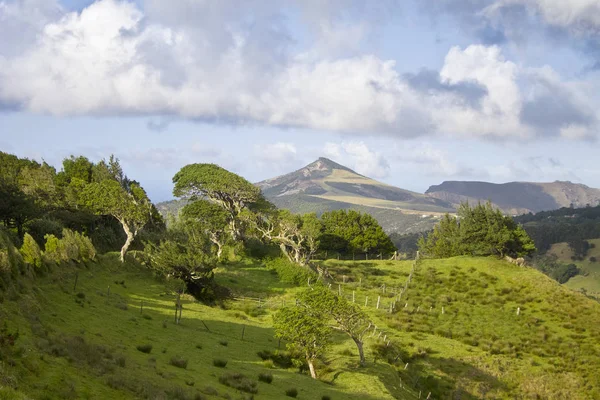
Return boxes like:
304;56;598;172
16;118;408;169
173;164;261;240
418;202;536;259
319;209;396;256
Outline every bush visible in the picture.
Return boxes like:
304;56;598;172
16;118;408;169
136;344;152;354
218;373;258;394
20;233;42;269
322;396;331;400
265;258;316;285
285;388;298;398
43;234;62;263
219;340;228;347
258;372;273;384
169;356;188;369
24;218;63;248
213;359;228;368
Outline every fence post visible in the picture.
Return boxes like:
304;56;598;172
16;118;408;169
365;296;368;307
73;272;79;292
241;325;246;341
352;291;355;303
338;284;341;296
376;296;381;309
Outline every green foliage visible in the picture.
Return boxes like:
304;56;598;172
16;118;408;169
20;233;42;269
320;209;395;256
568;239;591;260
42;229;96;264
533;255;582;283
419;202;536;259
285;388;298;397
265;258;316;285
297;285;371;364
173;163;261;240
143;221;217;300
169;356;188;369
136;344;153;354
213;359;228;368
273;305;330;378
24;218;64;247
181;200;229;259
258;372;273;383
218;373;258;394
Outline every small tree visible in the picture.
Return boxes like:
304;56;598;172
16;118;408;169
273;305;330;379
80;180;153;262
173;164;261;240
181;200;229;260
298;285;371;365
20;233;42;269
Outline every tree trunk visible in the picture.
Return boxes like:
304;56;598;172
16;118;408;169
279;243;294;263
229;218;240;241
209;234;223;260
120;221;135;263
353;337;366;366
307;358;317;379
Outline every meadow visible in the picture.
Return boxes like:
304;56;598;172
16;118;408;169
2;253;600;399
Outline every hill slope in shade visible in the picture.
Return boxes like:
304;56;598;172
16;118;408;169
257;157;454;233
426;180;600;214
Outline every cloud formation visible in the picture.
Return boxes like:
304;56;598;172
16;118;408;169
0;0;598;140
324;141;390;178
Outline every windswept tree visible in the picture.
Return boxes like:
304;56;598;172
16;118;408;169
247;209;322;265
143;222;217;300
299;285;372;365
273;305;330;379
79;162;154;262
181;200;229;260
172;164;261;240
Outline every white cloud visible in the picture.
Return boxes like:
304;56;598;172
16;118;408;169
0;1;598;141
486;0;600;32
323;141;390;178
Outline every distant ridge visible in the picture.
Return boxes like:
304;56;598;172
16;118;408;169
426;180;600;215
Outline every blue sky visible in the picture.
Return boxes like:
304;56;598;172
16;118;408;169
1;0;600;202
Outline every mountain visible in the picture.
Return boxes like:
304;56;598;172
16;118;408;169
426;180;600;215
257;157;455;233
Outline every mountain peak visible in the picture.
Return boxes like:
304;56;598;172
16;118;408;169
304;157;358;175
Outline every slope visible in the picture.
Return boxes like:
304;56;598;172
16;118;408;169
3;254;600;399
426;180;600;215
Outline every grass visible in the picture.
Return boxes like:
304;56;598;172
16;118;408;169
2;252;600;399
549;239;600;298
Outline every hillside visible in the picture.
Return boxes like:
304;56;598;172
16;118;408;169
426;180;600;215
256;158;454;233
547;238;600;299
2;254;600;399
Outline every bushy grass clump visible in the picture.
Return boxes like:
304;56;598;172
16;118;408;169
169;356;188;369
136;344;152;354
218;373;258;394
213;358;228;368
258;372;273;383
285;387;298;398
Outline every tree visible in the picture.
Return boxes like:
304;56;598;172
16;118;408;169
298;285;372;365
320;210;395;256
143;229;217;300
80;179;153;262
273;305;330;379
249;209;322;265
172;164;261;240
419;202;536;259
20;233;42;269
181;200;229;260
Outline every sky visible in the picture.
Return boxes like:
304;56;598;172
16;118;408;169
1;0;600;202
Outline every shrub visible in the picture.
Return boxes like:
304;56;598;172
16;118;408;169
61;229;81;262
322;396;332;400
169;356;188;369
218;373;258;394
75;232;96;261
285;388;298;398
219;340;228;347
24;218;64;247
136;344;152;354
213;359;228;368
258;372;273;384
265;258;317;285
43;234;63;263
20;233;43;269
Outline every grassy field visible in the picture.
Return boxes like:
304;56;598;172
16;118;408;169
548;239;600;297
2;254;600;399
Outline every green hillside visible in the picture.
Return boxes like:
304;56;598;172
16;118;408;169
2;254;600;399
547;238;600;298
